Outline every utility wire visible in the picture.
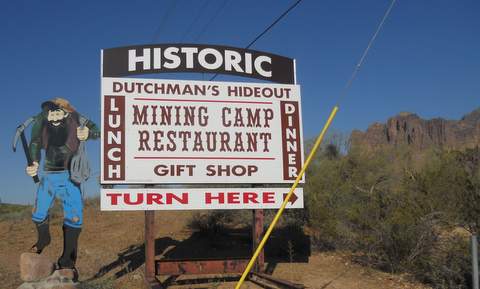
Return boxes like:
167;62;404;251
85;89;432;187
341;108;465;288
193;0;231;42
210;0;304;81
152;0;178;42
337;0;397;105
245;0;303;50
180;0;210;42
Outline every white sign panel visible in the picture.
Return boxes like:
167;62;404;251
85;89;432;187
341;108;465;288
101;77;304;184
101;187;303;211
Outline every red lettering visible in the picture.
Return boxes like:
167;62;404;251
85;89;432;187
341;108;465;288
262;192;275;204
227;192;240;204
205;192;225;204
124;193;144;205
107;193;122;205
166;193;189;204
243;192;259;204
147;193;163;205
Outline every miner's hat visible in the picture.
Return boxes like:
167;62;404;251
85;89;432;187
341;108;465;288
41;98;75;113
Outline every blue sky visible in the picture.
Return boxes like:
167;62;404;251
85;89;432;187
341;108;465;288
1;0;479;204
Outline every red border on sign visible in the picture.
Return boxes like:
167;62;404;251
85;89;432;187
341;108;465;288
103;95;126;181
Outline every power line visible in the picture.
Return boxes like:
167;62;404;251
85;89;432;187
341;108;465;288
180;0;211;42
337;0;397;105
245;0;303;50
152;0;178;42
210;0;304;81
193;0;231;42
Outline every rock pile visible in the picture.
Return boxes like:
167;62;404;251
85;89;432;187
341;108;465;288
17;253;78;289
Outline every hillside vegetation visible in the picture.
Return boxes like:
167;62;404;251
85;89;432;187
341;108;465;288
304;140;479;289
0;203;30;221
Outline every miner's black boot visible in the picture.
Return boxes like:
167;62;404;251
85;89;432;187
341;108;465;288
32;219;51;254
58;225;81;279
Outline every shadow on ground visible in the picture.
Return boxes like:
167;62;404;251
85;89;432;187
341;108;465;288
88;225;310;286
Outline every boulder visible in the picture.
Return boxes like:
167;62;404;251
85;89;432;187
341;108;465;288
16;269;78;289
17;281;78;289
48;284;78;289
19;253;55;282
50;269;76;282
18;254;79;289
16;283;35;289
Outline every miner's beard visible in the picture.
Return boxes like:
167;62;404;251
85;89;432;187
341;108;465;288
47;118;67;129
46;119;69;147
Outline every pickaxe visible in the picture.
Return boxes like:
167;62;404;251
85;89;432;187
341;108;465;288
13;117;39;183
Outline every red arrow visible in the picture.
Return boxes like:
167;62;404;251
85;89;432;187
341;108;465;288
283;192;298;205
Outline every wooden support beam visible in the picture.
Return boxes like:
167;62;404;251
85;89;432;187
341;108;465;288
156;259;250;275
144;275;163;289
145;211;156;281
252;209;265;272
250;272;306;289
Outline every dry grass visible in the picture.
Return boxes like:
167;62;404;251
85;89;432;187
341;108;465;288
0;199;431;289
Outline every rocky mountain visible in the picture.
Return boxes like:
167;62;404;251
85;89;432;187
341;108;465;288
350;108;480;151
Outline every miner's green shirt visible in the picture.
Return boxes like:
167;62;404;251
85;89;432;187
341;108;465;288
29;112;100;171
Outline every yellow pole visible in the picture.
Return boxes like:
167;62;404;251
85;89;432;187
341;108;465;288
235;105;339;289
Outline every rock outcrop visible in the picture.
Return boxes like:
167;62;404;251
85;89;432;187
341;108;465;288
350;108;480;151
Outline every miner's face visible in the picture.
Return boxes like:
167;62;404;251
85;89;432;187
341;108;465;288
47;109;68;127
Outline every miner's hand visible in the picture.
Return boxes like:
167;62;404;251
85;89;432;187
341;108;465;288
26;161;39;177
77;126;89;141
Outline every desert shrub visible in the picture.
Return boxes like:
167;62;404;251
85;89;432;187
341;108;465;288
272;222;311;260
187;206;306;239
187;210;235;236
282;207;307;227
305;144;479;288
0;203;31;221
304;155;343;250
419;147;480;234
412;234;471;289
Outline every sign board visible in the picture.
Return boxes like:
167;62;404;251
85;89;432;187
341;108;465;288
100;44;305;210
101;187;303;211
102;44;295;84
101;78;304;184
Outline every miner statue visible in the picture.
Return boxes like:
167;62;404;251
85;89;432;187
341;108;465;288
13;98;99;280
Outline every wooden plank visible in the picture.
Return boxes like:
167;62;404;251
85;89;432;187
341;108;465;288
145;211;156;280
253;209;265;272
156;259;250;275
251;272;306;289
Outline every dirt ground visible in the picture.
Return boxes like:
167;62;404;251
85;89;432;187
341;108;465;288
0;203;430;289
